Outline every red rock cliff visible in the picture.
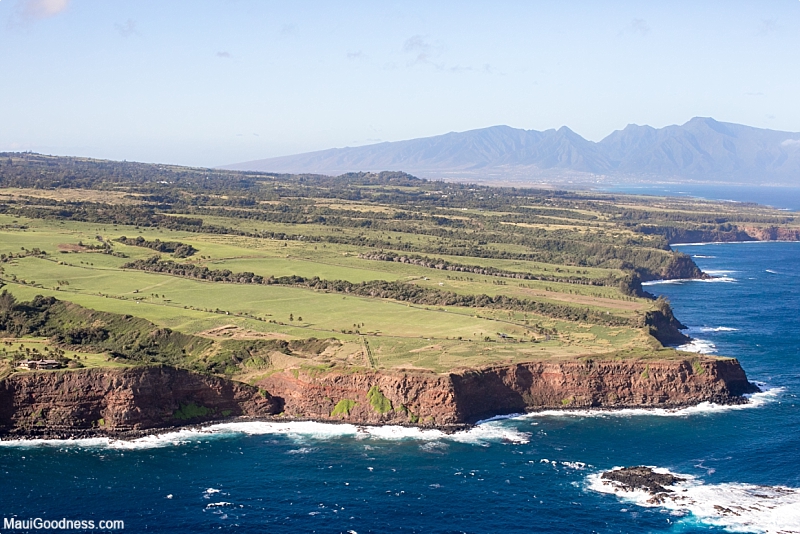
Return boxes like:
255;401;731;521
0;358;757;437
0;366;279;437
257;357;757;427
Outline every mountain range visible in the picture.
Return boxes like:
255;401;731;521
223;117;800;185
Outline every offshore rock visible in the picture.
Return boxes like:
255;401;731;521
601;466;685;494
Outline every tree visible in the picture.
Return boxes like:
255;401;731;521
0;290;16;313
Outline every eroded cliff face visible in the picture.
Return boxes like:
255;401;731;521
0;366;280;437
257;358;757;427
0;358;757;437
739;226;800;242
665;226;800;245
449;358;755;423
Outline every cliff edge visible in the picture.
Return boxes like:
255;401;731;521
0;357;758;438
0;366;280;438
257;357;756;427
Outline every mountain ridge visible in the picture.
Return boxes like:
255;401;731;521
223;118;800;185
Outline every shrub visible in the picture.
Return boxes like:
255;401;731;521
367;386;392;413
331;399;357;417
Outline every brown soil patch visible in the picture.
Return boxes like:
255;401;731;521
199;324;292;340
0;188;139;205
409;344;444;353
57;243;89;252
517;287;645;312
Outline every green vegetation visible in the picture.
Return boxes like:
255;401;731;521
331;399;357;417
173;402;212;420
0;152;789;379
116;236;197;258
367;386;393;413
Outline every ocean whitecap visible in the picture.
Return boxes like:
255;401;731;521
586;467;800;534
676;338;717;354
517;386;782;420
0;419;531;450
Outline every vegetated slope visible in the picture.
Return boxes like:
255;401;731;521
0;153;797;370
223;118;800;184
0;291;338;375
0;155;775;432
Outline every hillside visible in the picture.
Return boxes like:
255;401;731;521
223;118;800;185
0;153;792;431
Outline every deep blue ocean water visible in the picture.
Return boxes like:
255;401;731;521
598;184;800;212
1;243;799;533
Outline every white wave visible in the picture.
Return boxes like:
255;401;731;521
286;447;317;454
703;270;738;275
692;255;716;258
561;461;588;470
419;441;449;453
700;276;738;283
587;467;800;534
0;419;530;450
475;413;523;424
698;326;739;333
672;241;789;246
205;502;233;509
519;386;783;420
204;488;220;496
641;276;736;286
641;279;686;286
676;338;718;354
766;269;780;274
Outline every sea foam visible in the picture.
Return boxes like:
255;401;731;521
518;386;782;419
587;467;800;534
676;338;718;354
698;326;739;333
642;276;737;286
0;419;531;450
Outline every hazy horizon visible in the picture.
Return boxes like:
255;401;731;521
2;0;799;167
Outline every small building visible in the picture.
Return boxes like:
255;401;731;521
16;360;63;370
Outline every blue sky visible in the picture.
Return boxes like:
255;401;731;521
2;0;799;167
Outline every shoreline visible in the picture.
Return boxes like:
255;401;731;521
0;388;766;443
671;240;800;247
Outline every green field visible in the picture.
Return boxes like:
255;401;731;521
3;153;794;377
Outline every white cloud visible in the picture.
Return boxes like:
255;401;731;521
781;139;800;148
620;18;650;36
115;19;138;37
403;34;433;63
758;18;778;35
216;51;232;59
18;0;70;20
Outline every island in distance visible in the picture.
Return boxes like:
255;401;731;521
223;117;800;186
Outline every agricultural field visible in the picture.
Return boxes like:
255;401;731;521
1;153;796;379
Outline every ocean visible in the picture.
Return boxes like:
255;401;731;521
1;242;799;533
598;183;800;212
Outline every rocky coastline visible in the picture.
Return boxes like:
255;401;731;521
0;357;759;440
664;225;800;245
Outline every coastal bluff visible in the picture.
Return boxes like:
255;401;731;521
258;358;757;426
0;357;754;437
0;366;279;438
